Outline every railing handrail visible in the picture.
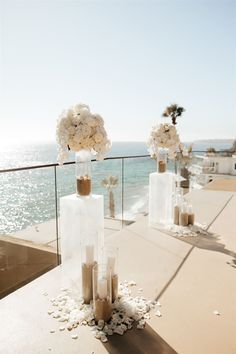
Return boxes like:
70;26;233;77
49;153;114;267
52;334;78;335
0;154;150;173
0;150;228;173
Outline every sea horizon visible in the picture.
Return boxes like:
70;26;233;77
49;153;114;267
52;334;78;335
0;139;234;170
0;138;234;235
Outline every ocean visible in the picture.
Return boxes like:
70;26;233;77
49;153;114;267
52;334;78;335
0;141;233;235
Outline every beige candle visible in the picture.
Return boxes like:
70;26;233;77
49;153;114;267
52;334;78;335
174;205;180;225
179;202;188;226
94;298;112;322
112;274;118;302
158;161;166;173
82;261;97;304
188;213;195;225
187;204;195;225
180;212;189;226
76;175;91;196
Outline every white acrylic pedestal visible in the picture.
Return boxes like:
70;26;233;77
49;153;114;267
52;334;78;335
149;172;176;229
60;194;104;291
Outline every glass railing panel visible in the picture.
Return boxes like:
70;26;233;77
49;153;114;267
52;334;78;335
56;158;123;238
1;150;223;298
0;167;58;298
123;156;155;222
93;158;122;231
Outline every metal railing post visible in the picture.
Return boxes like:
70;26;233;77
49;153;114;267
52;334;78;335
54;166;60;265
121;158;124;228
174;158;177;174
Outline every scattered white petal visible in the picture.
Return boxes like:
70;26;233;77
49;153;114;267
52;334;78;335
137;324;145;329
50;329;55;333
156;301;161;307
155;310;162;317
53;313;60;319
71;334;78;339
101;336;108;343
97;319;104;329
114;327;124;335
213;310;220;316
95;331;101;339
128;281;137;286
144;313;150;320
166;223;210;238
47;280;161;342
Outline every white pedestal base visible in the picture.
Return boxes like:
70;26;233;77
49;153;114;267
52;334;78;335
149;172;176;228
60;194;104;290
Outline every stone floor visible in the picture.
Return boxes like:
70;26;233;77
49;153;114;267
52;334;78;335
0;218;123;298
0;185;236;353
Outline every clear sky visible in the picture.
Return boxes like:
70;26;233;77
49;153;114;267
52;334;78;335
0;0;235;144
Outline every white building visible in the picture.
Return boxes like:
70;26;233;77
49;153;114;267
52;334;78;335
190;154;236;186
199;154;236;175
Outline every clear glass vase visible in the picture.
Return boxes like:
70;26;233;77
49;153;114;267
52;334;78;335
93;264;112;323
75;149;92;196
81;237;98;304
104;246;119;303
157;148;167;173
180;166;190;188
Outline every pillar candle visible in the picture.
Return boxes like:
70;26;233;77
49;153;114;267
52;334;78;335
85;245;94;265
107;256;116;276
97;277;107;299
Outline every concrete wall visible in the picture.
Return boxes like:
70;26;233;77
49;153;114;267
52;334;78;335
203;156;236;175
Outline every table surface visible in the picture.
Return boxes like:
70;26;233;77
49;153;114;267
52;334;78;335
1;189;236;354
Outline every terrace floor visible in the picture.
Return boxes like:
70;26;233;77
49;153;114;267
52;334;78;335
0;218;123;298
0;184;236;354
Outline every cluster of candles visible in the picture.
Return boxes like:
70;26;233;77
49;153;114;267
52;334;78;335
173;189;195;226
81;244;118;322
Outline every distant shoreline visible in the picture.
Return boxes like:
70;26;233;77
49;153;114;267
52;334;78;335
194;139;234;143
0;139;234;147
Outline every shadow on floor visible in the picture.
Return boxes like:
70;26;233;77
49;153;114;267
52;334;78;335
0;237;58;299
226;257;236;269
103;323;177;354
174;231;236;260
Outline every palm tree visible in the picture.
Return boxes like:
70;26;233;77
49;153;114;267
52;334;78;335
101;176;118;218
162;103;185;125
206;147;216;155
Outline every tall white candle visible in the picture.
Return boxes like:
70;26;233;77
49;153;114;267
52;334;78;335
85;245;94;265
97;277;107;299
107;256;116;276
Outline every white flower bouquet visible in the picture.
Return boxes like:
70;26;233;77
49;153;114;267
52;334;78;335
147;123;180;159
56;103;111;164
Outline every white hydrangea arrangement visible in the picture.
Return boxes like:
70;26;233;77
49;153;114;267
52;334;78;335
147;123;180;159
56;103;111;164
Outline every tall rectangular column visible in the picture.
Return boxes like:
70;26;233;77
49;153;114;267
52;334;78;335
149;172;175;228
60;194;104;291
